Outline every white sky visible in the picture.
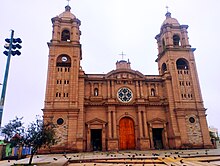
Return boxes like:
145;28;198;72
0;0;220;131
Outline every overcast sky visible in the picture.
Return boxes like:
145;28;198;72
0;0;220;131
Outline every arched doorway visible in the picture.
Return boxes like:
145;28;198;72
119;117;135;150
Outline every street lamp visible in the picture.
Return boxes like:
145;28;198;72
0;30;22;127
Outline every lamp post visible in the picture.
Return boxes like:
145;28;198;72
0;30;22;127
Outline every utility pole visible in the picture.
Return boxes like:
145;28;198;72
0;30;22;126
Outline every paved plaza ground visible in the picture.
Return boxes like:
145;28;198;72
0;145;220;166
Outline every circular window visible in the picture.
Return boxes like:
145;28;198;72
189;117;195;123
57;118;64;125
117;87;133;103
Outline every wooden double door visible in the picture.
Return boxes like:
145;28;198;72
119;117;135;150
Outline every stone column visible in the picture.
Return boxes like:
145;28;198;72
102;124;106;151
163;123;169;149
140;81;144;98
90;82;94;96
143;111;148;138
99;83;102;96
111;80;115;98
155;84;158;96
87;124;91;151
107;81;111;98
136;81;140;98
148;85;151;96
108;111;112;138
113;111;117;138
149;125;153;149
138;111;143;138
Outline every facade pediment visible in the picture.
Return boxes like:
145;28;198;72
148;118;167;124
86;118;107;125
105;69;145;80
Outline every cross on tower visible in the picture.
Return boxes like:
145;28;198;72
67;0;71;5
166;6;169;12
119;51;126;60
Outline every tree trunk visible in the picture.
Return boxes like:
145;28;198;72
18;145;22;159
29;149;36;165
29;153;34;165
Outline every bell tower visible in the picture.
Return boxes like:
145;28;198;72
155;12;212;148
43;4;85;152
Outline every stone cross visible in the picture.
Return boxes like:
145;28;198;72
67;0;71;5
119;51;126;60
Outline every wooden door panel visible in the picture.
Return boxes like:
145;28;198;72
119;117;135;150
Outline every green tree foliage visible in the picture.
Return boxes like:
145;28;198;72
1;117;24;144
1;116;57;164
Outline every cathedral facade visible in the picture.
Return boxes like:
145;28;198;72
42;5;212;152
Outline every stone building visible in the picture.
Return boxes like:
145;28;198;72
42;5;212;152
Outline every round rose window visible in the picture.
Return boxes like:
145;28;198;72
57;118;64;125
189;117;195;123
117;87;133;103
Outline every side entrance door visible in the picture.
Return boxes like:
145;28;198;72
152;128;164;149
119;117;135;150
91;129;102;151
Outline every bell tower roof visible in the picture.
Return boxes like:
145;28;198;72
161;11;180;27
58;5;76;20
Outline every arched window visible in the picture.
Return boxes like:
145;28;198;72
56;54;71;67
61;29;70;41
176;58;189;70
151;88;156;96
161;63;167;74
94;88;99;96
173;34;180;46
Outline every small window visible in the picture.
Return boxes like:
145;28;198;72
56;92;61;97
161;63;167;74
61;30;70;41
173;34;180;46
94;88;99;96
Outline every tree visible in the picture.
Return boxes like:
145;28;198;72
1;116;57;164
24;116;57;164
1;117;24;143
